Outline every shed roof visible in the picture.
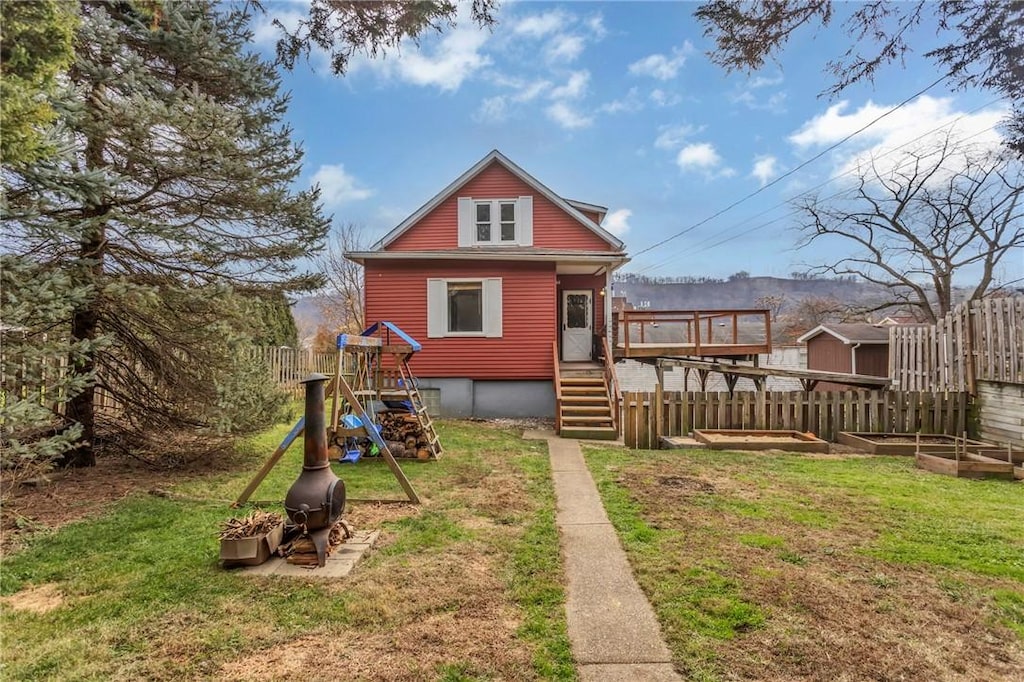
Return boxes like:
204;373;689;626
797;323;891;345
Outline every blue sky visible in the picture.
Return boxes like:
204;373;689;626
250;1;1014;283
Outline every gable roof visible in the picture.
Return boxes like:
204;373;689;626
797;323;891;345
371;150;625;251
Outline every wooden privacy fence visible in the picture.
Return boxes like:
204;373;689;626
255;347;337;398
890;296;1024;392
621;389;969;449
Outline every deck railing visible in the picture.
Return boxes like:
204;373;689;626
613;308;772;358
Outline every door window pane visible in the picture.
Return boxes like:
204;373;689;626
566;294;588;329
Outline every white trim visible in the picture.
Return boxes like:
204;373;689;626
796;324;889;345
348;250;629;266
372;150;624;251
566;198;608;224
426;277;503;339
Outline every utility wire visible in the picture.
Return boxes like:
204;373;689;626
634;101;1004;275
630;75;949;260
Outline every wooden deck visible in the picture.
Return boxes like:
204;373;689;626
613;309;772;360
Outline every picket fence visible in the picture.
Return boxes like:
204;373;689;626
620;389;969;449
255;347;338;399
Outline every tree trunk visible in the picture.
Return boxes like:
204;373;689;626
59;228;105;468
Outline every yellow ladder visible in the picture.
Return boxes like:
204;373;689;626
396;357;443;459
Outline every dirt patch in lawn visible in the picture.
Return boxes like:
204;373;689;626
617;459;1024;681
219;536;533;681
1;449;246;556
1;582;65;614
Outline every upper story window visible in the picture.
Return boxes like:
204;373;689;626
458;196;533;247
474;200;517;244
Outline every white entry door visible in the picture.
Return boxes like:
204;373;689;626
561;289;593;361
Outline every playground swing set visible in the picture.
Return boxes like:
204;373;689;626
234;322;442;507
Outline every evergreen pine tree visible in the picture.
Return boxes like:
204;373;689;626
4;1;328;466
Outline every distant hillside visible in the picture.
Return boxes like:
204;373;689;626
612;276;892;311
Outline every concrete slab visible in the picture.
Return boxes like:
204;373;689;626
235;530;379;579
579;663;681;682
659;436;704;450
561;523;673;664
551;470;610;525
547;437;588;472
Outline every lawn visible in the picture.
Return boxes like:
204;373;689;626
583;445;1024;681
0;419;575;682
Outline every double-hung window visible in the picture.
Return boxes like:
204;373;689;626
427;278;503;338
458;196;533;247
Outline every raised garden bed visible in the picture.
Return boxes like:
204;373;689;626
915;451;1016;480
837;432;990;456
693;429;830;453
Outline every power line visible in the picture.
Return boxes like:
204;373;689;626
633;104;1004;275
630;75;949;260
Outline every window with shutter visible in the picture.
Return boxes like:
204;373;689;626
426;278;503;338
455;197;533;246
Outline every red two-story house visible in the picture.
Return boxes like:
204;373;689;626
347;150;629;426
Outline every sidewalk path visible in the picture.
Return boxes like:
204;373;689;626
530;431;682;682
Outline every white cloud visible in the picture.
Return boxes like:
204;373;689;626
312;164;373;206
550;70;590;100
603;208;632;236
601;87;643;114
586;14;607;40
475;96;508;124
546;34;585;63
751;155;778;186
628;42;694;80
546;101;593;130
748;73;784;89
789;95;1007;176
654;123;701;150
676;143;735;178
515;79;551;102
513;10;568;38
649;89;681;107
389;26;491;91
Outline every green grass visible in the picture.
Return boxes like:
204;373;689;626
583;445;1024;680
1;419;574;681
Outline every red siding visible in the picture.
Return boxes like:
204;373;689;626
558;273;607;335
365;260;557;379
807;334;892;391
577;208;603;225
387;161;616;252
854;345;889;377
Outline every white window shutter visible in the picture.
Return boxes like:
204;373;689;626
518;195;533;246
457;197;474;247
483;278;503;338
426;279;447;338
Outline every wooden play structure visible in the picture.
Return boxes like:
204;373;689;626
234;322;442;506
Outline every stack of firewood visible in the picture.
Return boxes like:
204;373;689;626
281;520;352;567
378;410;431;459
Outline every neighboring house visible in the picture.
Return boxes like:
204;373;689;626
875;314;921;326
797;323;890;391
347;150;629;418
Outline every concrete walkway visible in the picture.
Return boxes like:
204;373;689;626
530;431;681;681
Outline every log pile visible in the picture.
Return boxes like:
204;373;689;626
282;520;353;567
218;510;282;540
378;410;431;459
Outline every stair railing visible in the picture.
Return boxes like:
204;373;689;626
552;340;562;434
600;335;620;437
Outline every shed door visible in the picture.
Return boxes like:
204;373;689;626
561;290;592;361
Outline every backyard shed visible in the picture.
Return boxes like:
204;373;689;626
798;323;891;391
